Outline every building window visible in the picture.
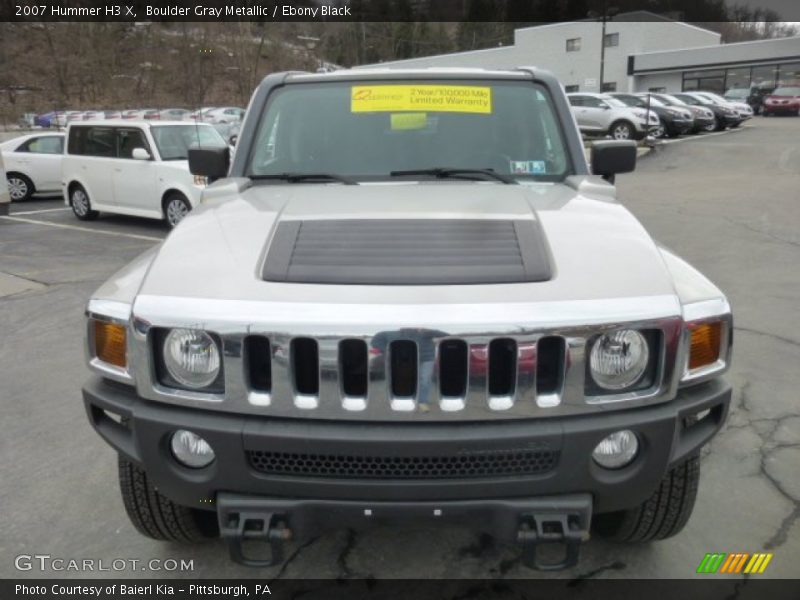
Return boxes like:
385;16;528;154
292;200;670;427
682;69;725;94
648;87;666;93
565;84;579;93
566;38;581;52
601;82;617;92
604;33;619;48
777;62;800;87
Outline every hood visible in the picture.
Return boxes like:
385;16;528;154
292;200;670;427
138;181;678;306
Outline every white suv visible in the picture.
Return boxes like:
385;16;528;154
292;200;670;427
568;92;658;140
62;121;228;227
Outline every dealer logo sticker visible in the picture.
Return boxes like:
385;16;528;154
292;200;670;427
696;552;773;574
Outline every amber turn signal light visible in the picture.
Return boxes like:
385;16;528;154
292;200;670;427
688;322;722;371
94;320;127;368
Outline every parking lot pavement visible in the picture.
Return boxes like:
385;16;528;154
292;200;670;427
1;117;798;581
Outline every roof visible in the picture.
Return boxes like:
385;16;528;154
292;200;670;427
67;120;210;127
284;65;552;83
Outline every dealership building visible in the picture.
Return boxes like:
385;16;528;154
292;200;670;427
358;12;800;95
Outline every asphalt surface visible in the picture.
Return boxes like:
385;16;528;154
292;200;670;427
1;117;799;581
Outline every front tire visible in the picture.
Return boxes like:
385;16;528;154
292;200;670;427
593;456;700;543
164;193;191;228
118;455;218;542
652;119;666;139
70;184;98;220
610;120;634;141
7;173;34;202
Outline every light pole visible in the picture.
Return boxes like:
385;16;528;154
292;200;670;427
589;3;618;92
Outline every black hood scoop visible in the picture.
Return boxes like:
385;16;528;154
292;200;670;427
261;219;552;285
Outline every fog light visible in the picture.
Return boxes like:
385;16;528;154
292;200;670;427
170;430;215;468
592;430;639;469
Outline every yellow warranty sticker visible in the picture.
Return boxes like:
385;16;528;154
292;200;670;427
351;85;492;114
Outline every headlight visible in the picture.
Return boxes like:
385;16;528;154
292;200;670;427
163;328;221;389
170;430;215;468
589;330;649;390
592;430;639;469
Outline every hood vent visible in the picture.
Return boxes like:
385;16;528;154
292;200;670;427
261;219;552;285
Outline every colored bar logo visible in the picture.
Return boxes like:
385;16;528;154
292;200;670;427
696;552;773;574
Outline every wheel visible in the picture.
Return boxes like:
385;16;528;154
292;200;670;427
7;173;34;202
610;120;634;141
70;184;98;220
118;455;218;542
652;119;666;139
593;456;699;543
164;193;191;228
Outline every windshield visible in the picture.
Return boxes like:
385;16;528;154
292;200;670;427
773;87;800;96
658;94;687;106
637;95;665;107
725;89;748;99
601;95;627;108
699;93;728;104
151;124;227;160
247;80;572;182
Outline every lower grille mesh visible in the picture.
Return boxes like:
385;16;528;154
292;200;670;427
246;449;558;479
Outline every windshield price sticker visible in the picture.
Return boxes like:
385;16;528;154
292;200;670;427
352;85;492;114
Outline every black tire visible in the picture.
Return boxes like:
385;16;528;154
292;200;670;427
7;173;34;202
609;120;634;141
118;455;219;542
163;193;191;228
593;456;700;543
69;184;99;221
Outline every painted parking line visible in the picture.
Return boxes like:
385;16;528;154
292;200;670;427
658;127;745;145
0;215;162;242
10;207;71;216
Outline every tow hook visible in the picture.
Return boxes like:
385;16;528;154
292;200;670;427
219;508;292;567
517;508;591;570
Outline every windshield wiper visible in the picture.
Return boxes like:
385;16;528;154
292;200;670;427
389;167;517;184
249;173;357;185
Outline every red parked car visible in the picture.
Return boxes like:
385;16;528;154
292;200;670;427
762;86;800;116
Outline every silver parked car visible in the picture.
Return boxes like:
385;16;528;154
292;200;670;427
567;92;659;140
0;150;9;215
81;67;732;571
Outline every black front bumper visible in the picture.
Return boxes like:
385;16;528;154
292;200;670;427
84;378;730;516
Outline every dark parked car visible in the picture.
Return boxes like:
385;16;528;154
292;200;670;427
609;93;694;138
762;86;800;116
646;93;715;133
673;93;742;131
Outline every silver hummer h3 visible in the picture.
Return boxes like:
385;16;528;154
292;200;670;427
83;67;732;570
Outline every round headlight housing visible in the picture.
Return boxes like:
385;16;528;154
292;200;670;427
592;430;639;469
589;329;649;390
170;429;215;468
163;328;221;389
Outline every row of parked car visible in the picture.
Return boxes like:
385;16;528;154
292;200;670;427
27;106;245;129
567;90;762;141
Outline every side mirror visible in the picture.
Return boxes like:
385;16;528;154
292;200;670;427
590;140;637;183
131;147;151;160
188;147;230;179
